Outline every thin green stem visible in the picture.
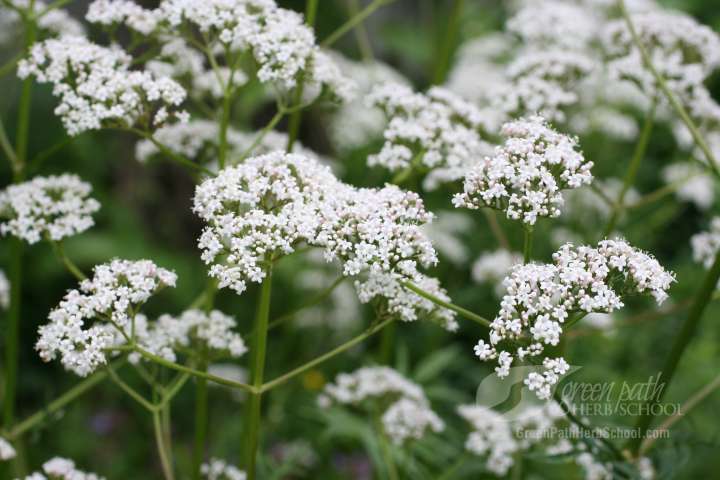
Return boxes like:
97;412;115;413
628;250;720;454
218;93;232;170
262;276;345;333
14;16;35;170
639;371;720;455
432;0;464;84
191;357;208;480
618;0;720;178
402;281;491;328
27;136;75;174
602;102;655;238
50;240;87;281
522;228;533;264
260;317;394;393
626;171;699;210
134;347;257;393
554;393;623;461
482;210;510;251
106;365;157;412
0;115;19;171
241;266;273;479
0;52;22;79
321;0;396;48
376;417;399;480
153;409;175;480
347;0;374;61
7;364;117;439
236;109;285;162
132;130;213;175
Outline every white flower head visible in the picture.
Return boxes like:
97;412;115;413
319;366;444;444
0;174;100;244
18;36;187;135
453;116;593;225
86;0;159;34
20;456;104;479
367;82;496;190
0;0;84;45
0;436;16;460
691;217;720;271
201;458;246;480
36;259;177;376
472;249;523;297
476;239;674;399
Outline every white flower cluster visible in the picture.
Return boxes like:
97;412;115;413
135;120;320;165
130;309;247;364
691;217;720;271
194;152;453;326
20;457;103;480
453;116;593;225
36;259;177;376
457;401;567;476
86;0;159;34
155;0;354;101
0;436;15;460
602;9;720;103
201;458;246;480
472;249;522;297
0;0;84;45
328;54;409;150
507;0;600;50
18;36;188;136
367;82;495;190
475;239;674;399
0;269;9;311
0;174;100;244
318;366;444;445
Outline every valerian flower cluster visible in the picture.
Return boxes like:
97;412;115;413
0;174;100;244
193;151;456;329
475;239;674;399
318;366;444;445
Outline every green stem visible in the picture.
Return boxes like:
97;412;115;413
628;250;720;454
241;267;273;479
7;365;117;439
260;317;394;393
191;358;209;480
14;18;35;170
236;109;285;162
262;276;345;333
0;115;19;171
218;93;232;170
602;102;655;238
321;0;396;47
376;418;399;480
347;0;374;61
432;0;464;84
50;240;86;281
522;228;533;264
134;347;256;393
106;364;157;412
619;0;720;179
402;281;491;328
554;393;623;461
378;321;396;364
153;409;175;480
482;210;510;251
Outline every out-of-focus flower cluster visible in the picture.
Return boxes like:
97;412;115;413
19;457;104;480
200;458;246;480
318;366;444;445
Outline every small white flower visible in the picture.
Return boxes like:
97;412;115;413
0;436;16;460
201;458;246;480
0;174;100;244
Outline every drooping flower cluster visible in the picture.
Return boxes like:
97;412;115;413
0;269;9;310
19;457;103;480
129;309;247;364
602;9;720;106
475;239;674;399
18;36;188;135
201;458;247;480
691;217;720;271
153;0;354;101
472;249;522;297
0;174;100;244
318;366;444;445
194;152;454;327
36;259;177;376
453;116;593;225
367;82;496;190
0;436;15;460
